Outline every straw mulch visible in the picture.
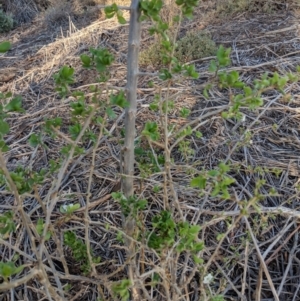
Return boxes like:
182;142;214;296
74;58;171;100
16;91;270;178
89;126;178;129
1;2;300;300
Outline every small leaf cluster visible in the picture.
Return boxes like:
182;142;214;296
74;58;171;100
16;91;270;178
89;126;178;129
147;211;204;257
135;144;165;177
0;93;23;152
0;10;14;33
104;3;126;24
111;192;147;218
80;47;114;77
149;97;174;114
60;203;80;216
110;91;129;109
0;261;24;282
142;121;160;141
44;117;62;137
140;0;200;81
0;211;16;237
140;0;163;22
209;46;231;73
177;222;204;257
53;66;75;98
191;162;235;200
49;48;117;157
112;279;131;301
64;231;100;274
178;140;195;160
52;46;120;147
177;125;192;139
0;166;46;194
206;45;297;120
254;71;296;92
36;219;51;241
175;0;199;19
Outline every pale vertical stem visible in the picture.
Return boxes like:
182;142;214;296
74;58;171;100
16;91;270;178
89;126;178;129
122;1;142;300
122;0;141;198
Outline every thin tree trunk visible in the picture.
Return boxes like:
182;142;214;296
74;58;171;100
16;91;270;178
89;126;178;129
122;0;141;300
122;1;140;196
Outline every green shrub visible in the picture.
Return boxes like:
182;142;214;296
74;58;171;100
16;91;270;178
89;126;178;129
139;38;164;67
44;1;84;27
216;0;285;16
140;31;217;67
0;10;14;33
175;31;217;63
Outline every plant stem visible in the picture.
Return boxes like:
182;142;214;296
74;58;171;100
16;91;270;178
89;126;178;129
122;0;142;300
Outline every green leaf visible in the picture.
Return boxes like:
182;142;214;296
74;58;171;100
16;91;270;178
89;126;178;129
70;100;87;116
0;141;9;152
106;107;116;119
104;4;118;18
218;162;230;173
28;133;41;148
208;170;218;177
221;176;235;186
193;241;205;252
80;54;91;68
0;120;9;135
216;45;231;67
209;60;217;72
149;100;159;111
69;123;82;140
0;41;11;53
142;122;160;141
60;203;81;214
184;64;199;79
203;88;209;99
190;176;207;189
61;66;74;78
159;69;172;81
110;91;129;108
0;262;24;280
193;255;204;264
0;211;16;235
211;185;220;197
180;107;190;118
36;219;51;241
117;11;127;24
195;131;202;138
117;15;127;24
5;96;24;112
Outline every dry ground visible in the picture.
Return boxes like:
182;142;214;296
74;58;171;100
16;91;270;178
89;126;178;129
1;1;300;300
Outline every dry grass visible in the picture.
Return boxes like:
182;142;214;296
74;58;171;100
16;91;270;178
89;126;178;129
44;0;85;27
216;0;300;16
1;1;300;300
0;0;50;23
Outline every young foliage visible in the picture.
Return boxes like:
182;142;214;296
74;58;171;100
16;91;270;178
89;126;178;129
112;192;147;218
36;219;51;241
0;93;24;151
60;203;81;215
0;262;24;282
64;231;100;274
0;211;16;236
112;279;132;301
0;10;14;33
0;41;11;53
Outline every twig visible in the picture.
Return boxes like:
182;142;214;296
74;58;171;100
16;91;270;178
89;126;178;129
0;269;39;292
244;217;280;301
